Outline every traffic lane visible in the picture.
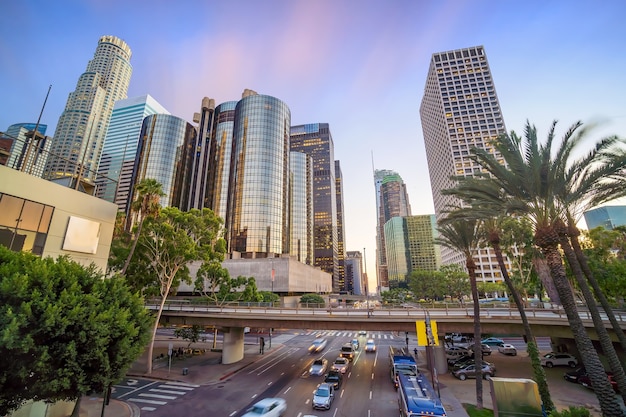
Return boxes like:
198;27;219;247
438;352;602;416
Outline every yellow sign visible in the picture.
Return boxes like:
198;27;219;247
415;320;439;346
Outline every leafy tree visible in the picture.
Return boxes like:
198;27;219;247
131;207;224;374
440;264;471;303
174;325;203;349
381;288;413;304
476;281;506;298
0;246;152;416
408;269;446;300
258;291;280;304
300;293;325;306
582;227;626;304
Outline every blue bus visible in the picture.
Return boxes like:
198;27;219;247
397;372;446;417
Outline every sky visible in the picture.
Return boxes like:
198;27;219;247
2;0;626;287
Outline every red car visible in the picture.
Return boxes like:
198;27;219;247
578;372;619;393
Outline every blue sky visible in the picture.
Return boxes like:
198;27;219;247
2;0;625;283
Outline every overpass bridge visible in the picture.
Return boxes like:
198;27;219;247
148;302;626;364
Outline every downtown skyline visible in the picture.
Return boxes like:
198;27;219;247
2;0;626;284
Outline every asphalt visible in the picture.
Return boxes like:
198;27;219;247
81;333;470;417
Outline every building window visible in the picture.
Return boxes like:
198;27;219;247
0;193;54;255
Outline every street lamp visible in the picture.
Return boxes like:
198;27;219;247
363;247;370;318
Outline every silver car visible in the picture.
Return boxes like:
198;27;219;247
331;357;350;374
309;358;328;376
242;398;287;417
312;382;334;410
452;363;496;380
308;338;328;353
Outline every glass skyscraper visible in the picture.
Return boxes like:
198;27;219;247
130;114;196;209
335;160;347;291
420;45;508;281
1;123;50;177
289;151;314;264
226;93;291;257
290;123;340;291
44;36;132;189
584;206;626;230
96;95;169;211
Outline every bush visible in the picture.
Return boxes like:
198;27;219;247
300;293;325;306
548;406;591;417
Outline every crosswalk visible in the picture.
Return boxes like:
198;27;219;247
126;381;199;412
305;330;396;339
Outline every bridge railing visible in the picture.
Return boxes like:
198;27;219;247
145;300;626;323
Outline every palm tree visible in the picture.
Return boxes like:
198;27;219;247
441;198;554;412
436;217;486;409
121;179;165;275
462;120;624;416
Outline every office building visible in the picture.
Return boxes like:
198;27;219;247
96;95;169;211
1;123;50;177
44;36;132;190
374;170;411;291
290;123;340;291
420;45;508;281
129;114;196;209
226;92;291;257
335;160;347;291
289;151;314;264
345;251;364;295
584;206;626;230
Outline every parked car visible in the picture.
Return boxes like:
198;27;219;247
308;338;327;353
452;363;496;380
578;372;619;393
497;343;517;356
242;398;287;417
364;339;376;353
481;337;505;346
331;357;350;374
446;346;470;364
312;383;335;410
541;352;578;368
309;358;328;376
564;367;587;383
351;338;360;350
324;370;343;390
449;356;476;371
470;343;492;356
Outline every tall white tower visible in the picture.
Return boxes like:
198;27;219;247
44;35;132;191
420;45;508;283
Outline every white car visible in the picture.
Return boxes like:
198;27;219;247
365;339;376;352
309;358;328;376
242;398;287;417
498;343;517;356
541;352;578;368
331;357;350;374
308;338;328;353
445;346;470;363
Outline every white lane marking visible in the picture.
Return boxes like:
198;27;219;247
128;398;167;405
165;381;199;388
139;392;176;400
150;388;187;395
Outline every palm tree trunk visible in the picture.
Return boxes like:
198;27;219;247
466;259;483;409
539;238;624;416
568;222;626;352
531;256;560;305
558;228;626;403
491;239;554;412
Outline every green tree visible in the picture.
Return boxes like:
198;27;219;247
476;281;506;298
300;293;325;306
121;178;165;275
436;218;486;409
464;120;624;415
440;264;471;303
258;291;280;304
133;207;224;374
408;269;446;300
381;288;412;304
0;246;152;416
174;325;203;349
582;227;626;304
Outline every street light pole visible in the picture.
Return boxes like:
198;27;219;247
363;247;370;318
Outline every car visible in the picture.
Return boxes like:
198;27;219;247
481;337;505;346
446;346;470;363
452;363;496;380
470;343;492;356
358;330;367;336
324;370;343;389
449;356;476;370
364;339;376;352
351;338;360;350
497;343;517;356
312;382;335;410
340;343;356;361
541;352;578;368
564;367;587;383
242;398;287;417
578;372;619;393
331;357;350;374
309;358;328;376
308;338;328;353
445;332;466;343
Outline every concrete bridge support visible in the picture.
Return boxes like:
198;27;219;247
221;326;245;364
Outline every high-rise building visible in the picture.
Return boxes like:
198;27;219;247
130;114;196;209
344;251;364;295
374;170;411;291
335;160;347;291
584;206;626;230
44;36;132;190
290;123;340;291
420;45;508;281
96;95;169;211
1;123;50;177
289;151;314;264
226;92;291;257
